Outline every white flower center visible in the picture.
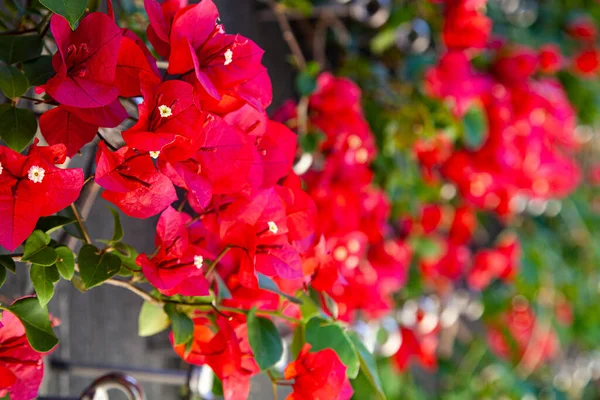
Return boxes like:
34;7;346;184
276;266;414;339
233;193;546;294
194;255;204;269
149;151;160;159
27;166;45;183
158;105;172;118
267;221;278;234
355;148;368;164
224;49;233;66
333;246;348;261
347;134;362;150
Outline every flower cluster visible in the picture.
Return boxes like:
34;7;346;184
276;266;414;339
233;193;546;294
423;0;582;216
276;73;411;321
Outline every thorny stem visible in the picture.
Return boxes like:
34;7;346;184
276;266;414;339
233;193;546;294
268;0;307;70
70;203;92;244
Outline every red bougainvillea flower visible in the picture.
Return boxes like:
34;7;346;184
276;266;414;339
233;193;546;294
566;15;598;42
172;316;259;400
413;134;453;182
41;13;122;108
95;142;177;218
0;310;49;400
156;115;257;210
493;46;539;84
284;344;353;400
166;0;270;111
487;300;558;369
538;44;563;74
468;234;520;290
442;0;491;50
219;188;303;287
420;238;471;285
0;141;84;251
573;48;600;77
115;29;162;97
425;51;491;117
393;327;438;371
144;0;187;57
123;79;206;161
40;99;128;157
137;206;211;296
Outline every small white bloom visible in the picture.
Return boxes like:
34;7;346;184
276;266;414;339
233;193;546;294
333;246;348;261
27;166;45;183
267;221;278;234
149;151;160;159
194;255;204;269
158;105;172;118
355;148;368;164
224;49;233;66
347;134;362;149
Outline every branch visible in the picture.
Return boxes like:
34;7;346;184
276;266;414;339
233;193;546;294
267;0;307;70
103;279;157;304
70;203;92;245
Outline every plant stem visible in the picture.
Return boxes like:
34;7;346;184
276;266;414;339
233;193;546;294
104;278;157;304
70;203;92;244
204;246;231;277
268;0;307;70
267;370;279;400
101;276;301;324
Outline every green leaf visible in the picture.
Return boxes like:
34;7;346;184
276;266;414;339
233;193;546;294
35;215;76;235
55;246;75;280
71;275;87;293
295;71;317;96
0;265;6;288
370;28;397;54
0;65;29;98
215;272;232;300
22;230;58;266
164;303;194;345
39;0;86;29
0;34;42;64
30;264;60;307
322;292;339;319
138;301;170;337
281;0;312;15
22;56;55;86
77;244;121;289
108;207;124;242
348;331;386;400
298;292;321;321
0;255;16;273
290;324;305;359
462;105;488;150
6;296;58;352
305;316;360;378
111;242;140;272
0;104;38;152
246;308;283;370
408;236;442;259
257;272;302;304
